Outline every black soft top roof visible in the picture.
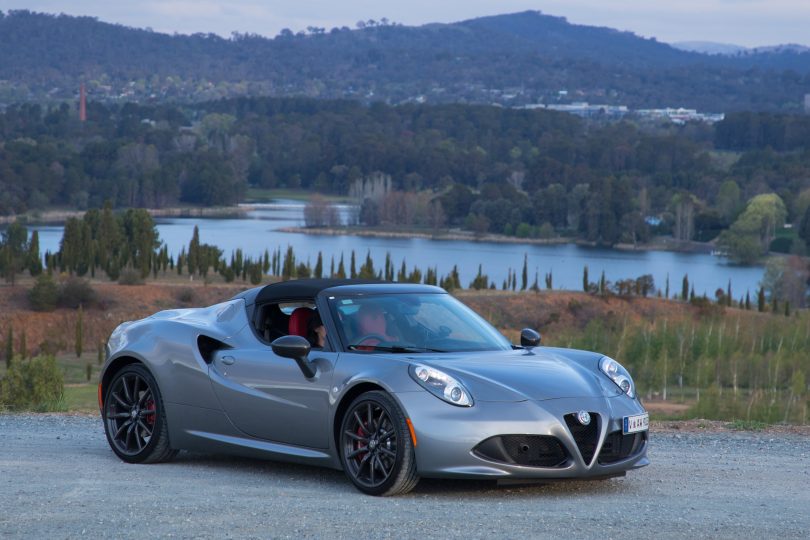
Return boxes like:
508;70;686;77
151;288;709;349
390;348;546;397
232;279;444;306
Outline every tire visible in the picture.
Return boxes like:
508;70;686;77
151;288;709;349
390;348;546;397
102;364;178;464
339;390;420;496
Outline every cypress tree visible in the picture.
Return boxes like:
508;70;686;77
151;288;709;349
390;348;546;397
314;252;323;278
188;225;200;276
771;296;779;314
75;305;84;358
681;274;689;301
336;255;346;279
263;249;270;274
330;255;335;278
398;259;407;282
757;287;766;312
665;273;670;299
726;281;732;307
545;271;553;290
521;254;528;291
350;250;357;279
28;230;42;276
599;271;606;295
784;301;791;317
583;265;589;292
4;325;11;368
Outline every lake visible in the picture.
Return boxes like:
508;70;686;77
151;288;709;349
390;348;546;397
24;201;765;297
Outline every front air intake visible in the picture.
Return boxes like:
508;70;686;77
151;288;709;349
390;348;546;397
473;435;569;468
564;412;600;465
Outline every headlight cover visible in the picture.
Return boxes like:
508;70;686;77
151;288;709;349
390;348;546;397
409;364;473;407
599;356;635;398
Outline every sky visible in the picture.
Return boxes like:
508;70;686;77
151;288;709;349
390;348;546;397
0;0;808;48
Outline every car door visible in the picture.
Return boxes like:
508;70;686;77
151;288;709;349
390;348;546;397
208;326;336;449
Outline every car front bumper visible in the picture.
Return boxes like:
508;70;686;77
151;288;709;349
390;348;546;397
395;392;649;479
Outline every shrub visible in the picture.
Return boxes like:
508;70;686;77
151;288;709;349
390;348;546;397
174;287;196;304
59;277;96;308
117;268;144;285
0;355;64;411
28;274;59;311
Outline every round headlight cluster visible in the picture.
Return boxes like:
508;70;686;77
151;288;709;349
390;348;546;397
410;364;473;407
599;356;635;398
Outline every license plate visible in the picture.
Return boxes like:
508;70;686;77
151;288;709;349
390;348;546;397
623;413;649;434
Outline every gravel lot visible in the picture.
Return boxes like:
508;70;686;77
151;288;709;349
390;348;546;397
1;414;808;539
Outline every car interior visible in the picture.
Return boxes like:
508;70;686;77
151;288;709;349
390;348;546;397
253;301;324;347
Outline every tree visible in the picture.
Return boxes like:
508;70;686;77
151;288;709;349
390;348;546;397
681;275;689;301
757;287;766;312
521;254;528;291
799;206;810;246
27;230;42;276
28;274;59;311
718;193;787;264
583;265;589;292
75;305;84;358
314;252;323;278
0;221;29;285
4;325;11;368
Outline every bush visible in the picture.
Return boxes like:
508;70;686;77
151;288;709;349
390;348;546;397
174;287;196;304
0;355;64;411
59;277;96;308
117;268;144;285
28;274;59;311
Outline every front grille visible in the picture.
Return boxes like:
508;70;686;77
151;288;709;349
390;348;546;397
598;430;647;464
473;435;569;467
564;412;600;465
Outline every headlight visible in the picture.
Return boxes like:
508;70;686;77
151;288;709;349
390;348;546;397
599;356;635;398
409;364;473;407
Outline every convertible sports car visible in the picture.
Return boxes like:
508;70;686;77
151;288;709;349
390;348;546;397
99;279;648;496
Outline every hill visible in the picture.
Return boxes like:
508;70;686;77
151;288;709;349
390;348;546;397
1;10;810;111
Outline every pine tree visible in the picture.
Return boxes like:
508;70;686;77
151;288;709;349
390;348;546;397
521;254;528;291
75;305;84;358
583;265;589;292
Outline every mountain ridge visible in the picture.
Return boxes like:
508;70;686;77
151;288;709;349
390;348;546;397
1;9;809;111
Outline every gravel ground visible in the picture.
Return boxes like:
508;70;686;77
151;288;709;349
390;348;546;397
1;414;808;539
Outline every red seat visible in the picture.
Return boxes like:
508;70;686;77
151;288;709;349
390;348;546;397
288;307;314;337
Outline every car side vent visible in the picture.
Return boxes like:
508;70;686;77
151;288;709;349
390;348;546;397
197;335;230;364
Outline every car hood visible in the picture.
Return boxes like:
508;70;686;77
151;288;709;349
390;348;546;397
411;348;620;402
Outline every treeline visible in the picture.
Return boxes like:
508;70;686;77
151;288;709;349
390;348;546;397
3;10;810;111
4;97;810;250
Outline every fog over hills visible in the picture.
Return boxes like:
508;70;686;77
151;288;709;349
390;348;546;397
1;9;809;111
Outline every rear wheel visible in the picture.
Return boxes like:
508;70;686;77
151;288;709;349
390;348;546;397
339;391;419;496
103;364;177;464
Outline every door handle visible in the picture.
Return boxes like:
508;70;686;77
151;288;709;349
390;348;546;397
221;355;235;365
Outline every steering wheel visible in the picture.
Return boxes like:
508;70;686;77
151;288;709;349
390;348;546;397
352;334;388;350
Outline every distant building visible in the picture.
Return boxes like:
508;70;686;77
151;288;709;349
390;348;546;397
805;94;810;114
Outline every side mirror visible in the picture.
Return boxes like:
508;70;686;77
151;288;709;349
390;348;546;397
271;335;317;378
520;328;541;349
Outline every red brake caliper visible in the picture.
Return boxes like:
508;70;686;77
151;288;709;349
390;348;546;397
144;399;156;425
355;424;367;464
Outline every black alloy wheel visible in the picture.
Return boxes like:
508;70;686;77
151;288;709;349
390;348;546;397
339;391;419;496
103;364;177;464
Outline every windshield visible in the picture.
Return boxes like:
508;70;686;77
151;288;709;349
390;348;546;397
328;293;512;353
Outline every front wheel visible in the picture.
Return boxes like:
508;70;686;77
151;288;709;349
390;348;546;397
102;364;177;464
339;391;420;496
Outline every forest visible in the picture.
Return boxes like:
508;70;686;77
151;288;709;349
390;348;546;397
1;10;810;111
2;97;810;263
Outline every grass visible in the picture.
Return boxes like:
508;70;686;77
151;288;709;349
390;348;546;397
63;384;98;412
726;419;768;431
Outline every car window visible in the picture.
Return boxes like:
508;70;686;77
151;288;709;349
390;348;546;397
329;293;511;353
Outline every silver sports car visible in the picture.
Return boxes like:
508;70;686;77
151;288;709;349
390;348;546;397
100;279;649;496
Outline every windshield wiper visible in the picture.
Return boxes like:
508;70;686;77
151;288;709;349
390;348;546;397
347;344;447;353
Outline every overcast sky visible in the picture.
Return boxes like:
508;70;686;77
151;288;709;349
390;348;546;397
1;0;808;48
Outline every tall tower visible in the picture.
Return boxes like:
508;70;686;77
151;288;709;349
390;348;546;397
79;83;87;122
